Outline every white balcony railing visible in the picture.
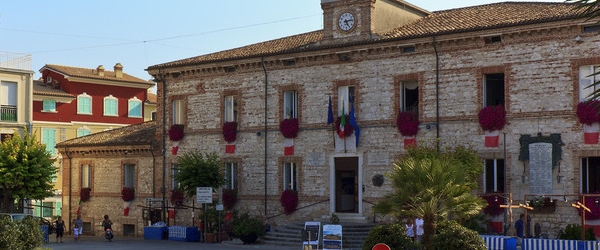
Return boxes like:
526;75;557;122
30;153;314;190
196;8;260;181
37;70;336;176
0;51;32;71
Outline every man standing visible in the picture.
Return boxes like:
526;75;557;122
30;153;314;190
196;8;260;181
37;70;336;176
415;217;424;243
515;214;525;245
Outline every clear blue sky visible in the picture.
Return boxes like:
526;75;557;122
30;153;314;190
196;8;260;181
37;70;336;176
1;0;564;83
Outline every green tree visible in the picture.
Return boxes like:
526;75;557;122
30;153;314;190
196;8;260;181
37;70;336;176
374;145;486;249
174;151;225;198
0;129;55;212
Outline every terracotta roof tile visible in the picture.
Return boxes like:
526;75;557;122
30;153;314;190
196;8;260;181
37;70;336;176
148;2;583;70
42;64;151;85
381;2;582;38
56;121;156;147
32;80;74;98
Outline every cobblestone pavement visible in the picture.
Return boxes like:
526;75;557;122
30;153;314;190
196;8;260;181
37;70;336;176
42;236;298;250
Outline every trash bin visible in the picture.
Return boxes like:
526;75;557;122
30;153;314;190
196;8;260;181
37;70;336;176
40;225;49;242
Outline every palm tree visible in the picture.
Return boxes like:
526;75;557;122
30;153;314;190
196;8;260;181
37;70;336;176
374;145;486;249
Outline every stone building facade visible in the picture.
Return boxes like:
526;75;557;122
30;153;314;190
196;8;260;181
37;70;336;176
143;0;600;237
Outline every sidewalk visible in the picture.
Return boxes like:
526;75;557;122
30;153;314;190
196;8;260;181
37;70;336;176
43;235;298;250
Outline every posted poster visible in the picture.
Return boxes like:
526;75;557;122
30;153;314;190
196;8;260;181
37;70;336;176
323;224;342;250
303;221;321;248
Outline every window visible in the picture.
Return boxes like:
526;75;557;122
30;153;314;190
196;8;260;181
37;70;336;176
400;80;418;113
483;159;505;193
483;73;505;107
41;128;56;156
128;97;142;118
103;95;118;116
42;202;53;217
171;164;180;190
123;164;135;188
77;93;92;114
579;65;600;102
583;25;600;33
224;96;237;122
283;162;298;191
402;46;415;53
42;100;56;112
81;164;91;189
172;99;185;125
581;157;600;193
1;81;17;121
77;127;91;137
283;90;298;119
337;86;355;116
484;36;502;44
224;162;238;190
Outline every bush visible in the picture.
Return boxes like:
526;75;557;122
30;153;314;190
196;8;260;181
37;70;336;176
558;224;595;240
362;223;416;250
232;212;265;244
430;220;486;250
0;215;44;250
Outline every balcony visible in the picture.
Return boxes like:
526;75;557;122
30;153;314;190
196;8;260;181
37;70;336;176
0;51;32;71
1;106;17;122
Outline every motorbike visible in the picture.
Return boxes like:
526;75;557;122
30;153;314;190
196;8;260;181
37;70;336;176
104;223;114;241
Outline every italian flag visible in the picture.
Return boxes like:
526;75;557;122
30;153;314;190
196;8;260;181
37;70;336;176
338;106;346;138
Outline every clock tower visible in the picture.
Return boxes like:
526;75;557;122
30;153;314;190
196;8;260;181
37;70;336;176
321;0;429;42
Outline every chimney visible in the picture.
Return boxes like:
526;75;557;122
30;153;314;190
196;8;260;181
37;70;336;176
114;63;123;79
97;65;105;77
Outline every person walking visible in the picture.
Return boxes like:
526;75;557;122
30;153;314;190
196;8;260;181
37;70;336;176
515;214;525;245
55;216;66;243
74;215;83;240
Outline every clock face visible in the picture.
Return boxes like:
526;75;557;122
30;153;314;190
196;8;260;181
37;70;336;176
338;12;355;31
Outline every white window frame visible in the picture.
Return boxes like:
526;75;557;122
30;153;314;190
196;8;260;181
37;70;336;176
103;95;118;116
337;86;355;116
172;99;184;125
224;162;237;190
283;90;298;119
224;96;237;122
283;162;298;191
171;164;180;190
579;65;600;102
81;164;91;189
128;97;142;118
77;92;92;115
42;99;56;112
400;80;418;113
483;159;505;193
123;164;135;188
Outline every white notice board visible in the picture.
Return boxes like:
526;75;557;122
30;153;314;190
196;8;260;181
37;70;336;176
196;187;212;203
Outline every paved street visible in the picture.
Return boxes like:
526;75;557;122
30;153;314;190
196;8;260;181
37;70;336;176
42;236;298;250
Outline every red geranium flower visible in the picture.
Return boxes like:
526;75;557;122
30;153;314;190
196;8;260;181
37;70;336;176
335;115;354;138
222;122;237;142
279;118;299;138
280;189;298;215
80;188;91;202
396;111;419;136
168;124;184;141
121;187;135;202
478;105;506;131
577;100;600;125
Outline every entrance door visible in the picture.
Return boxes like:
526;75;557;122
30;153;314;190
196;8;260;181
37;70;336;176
334;157;358;213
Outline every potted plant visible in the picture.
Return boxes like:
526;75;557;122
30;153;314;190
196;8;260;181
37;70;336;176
202;204;225;242
478;105;506;147
280;189;298;215
396;111;419;148
170;189;184;206
168;124;184;155
223;122;237;153
279;118;299;138
80;187;91;202
121;187;135;216
222;188;237;210
232;212;266;244
577;100;600;144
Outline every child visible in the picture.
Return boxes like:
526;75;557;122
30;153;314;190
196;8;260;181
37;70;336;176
73;224;80;241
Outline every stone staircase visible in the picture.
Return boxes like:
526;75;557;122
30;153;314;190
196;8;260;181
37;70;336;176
262;220;376;250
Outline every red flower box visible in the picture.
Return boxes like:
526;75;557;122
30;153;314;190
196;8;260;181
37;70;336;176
478;105;506;132
80;188;91;202
222;188;238;210
170;189;184;205
577;100;600;125
280;189;298;215
121;187;135;202
396;111;419;137
168;124;185;141
279;118;299;138
222;122;237;143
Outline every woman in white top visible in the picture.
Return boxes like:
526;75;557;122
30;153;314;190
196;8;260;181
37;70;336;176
405;218;415;240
